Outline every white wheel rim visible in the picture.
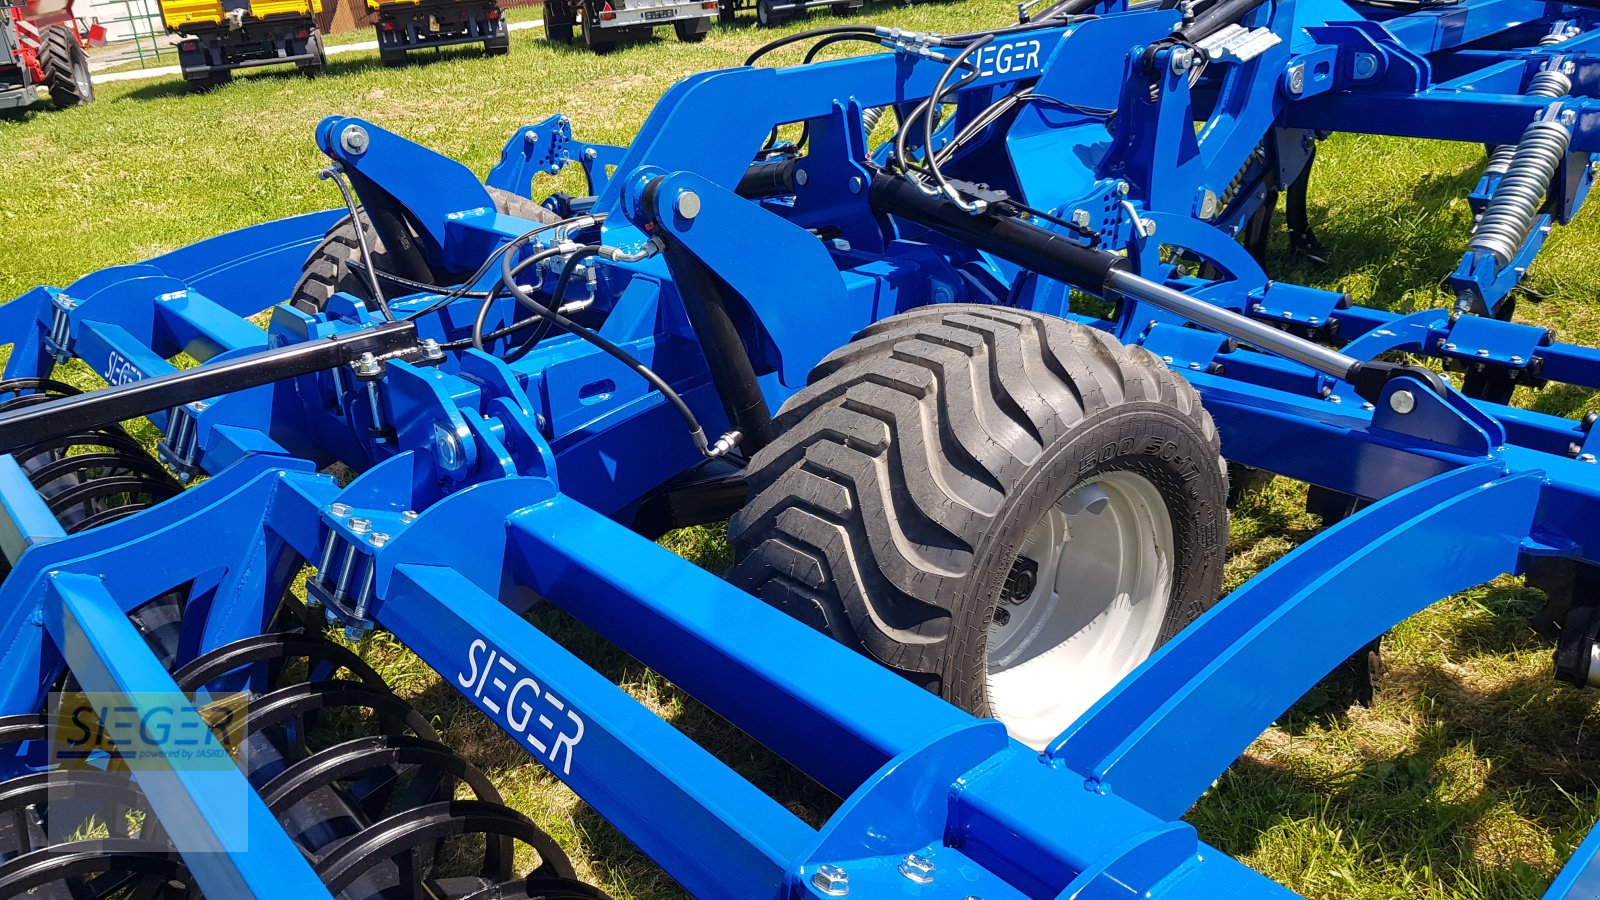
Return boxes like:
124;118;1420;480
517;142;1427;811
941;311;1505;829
985;470;1174;749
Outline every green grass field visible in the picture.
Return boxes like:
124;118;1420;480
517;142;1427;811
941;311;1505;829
5;8;1600;898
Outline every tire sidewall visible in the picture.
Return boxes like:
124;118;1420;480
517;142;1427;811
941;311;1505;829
943;401;1227;719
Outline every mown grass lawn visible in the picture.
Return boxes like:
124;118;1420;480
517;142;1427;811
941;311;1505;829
4;9;1600;899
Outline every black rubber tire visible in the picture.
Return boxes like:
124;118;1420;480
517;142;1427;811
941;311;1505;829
38;25;93;108
673;17;709;40
582;16;615;52
727;305;1229;718
542;0;574;40
289;188;558;315
755;0;788;26
296;30;326;76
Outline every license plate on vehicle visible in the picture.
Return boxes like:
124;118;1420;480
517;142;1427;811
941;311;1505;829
643;9;673;19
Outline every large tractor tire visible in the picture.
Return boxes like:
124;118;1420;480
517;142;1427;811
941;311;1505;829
290;187;560;314
727;305;1229;748
38;25;93;108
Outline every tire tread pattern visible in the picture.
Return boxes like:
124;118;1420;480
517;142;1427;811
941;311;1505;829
728;304;1226;703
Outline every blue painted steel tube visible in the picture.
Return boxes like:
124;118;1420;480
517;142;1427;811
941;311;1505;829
506;495;976;796
1546;820;1600;899
381;563;814;900
0;454;64;566
42;571;334;900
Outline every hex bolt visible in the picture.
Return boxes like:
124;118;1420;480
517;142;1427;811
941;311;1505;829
810;865;849;896
348;517;372;535
1389;390;1416;415
401;510;419;523
370;532;390;547
676;190;702;220
1583;453;1598;464
899;853;936;884
524;131;539;144
583;147;597;160
340;124;370;155
421;338;444;361
330;502;352;517
1116;180;1130;195
1476;348;1490;357
1443;342;1457;352
354;352;382;378
1071;209;1091;228
1510;355;1524;364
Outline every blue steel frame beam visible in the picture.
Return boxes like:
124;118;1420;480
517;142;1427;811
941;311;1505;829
42;571;334;900
504;494;977;795
1049;464;1543;818
380;563;814;900
1286;92;1600;150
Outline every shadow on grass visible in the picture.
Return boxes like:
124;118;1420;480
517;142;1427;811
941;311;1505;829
1266;165;1484;312
1193;648;1600;899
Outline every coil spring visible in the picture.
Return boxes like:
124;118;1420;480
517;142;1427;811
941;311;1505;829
1470;115;1573;265
1218;144;1269;211
1540;24;1580;45
169;629;613;900
861;106;885;137
1483;68;1571;178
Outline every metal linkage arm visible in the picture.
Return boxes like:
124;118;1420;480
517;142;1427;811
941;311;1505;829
0;320;419;455
868;174;1441;402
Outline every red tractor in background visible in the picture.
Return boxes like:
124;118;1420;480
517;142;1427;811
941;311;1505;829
2;0;94;113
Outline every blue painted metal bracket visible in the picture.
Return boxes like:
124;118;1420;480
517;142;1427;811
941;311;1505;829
1048;464;1540;818
627;169;859;389
317;115;496;271
486;114;628;200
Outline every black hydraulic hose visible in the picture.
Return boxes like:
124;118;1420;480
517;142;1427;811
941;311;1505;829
320;168;396;323
657;241;776;453
495;244;713;455
746;25;883;65
1020;0;1099;23
1179;0;1268;41
868;173;1128;293
502;247;602;364
868;172;1445;401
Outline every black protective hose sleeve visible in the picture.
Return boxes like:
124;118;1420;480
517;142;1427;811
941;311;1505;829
868;173;1128;292
736;158;798;198
658;240;776;453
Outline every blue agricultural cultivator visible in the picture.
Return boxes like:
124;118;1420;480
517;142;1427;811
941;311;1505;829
8;0;1600;891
